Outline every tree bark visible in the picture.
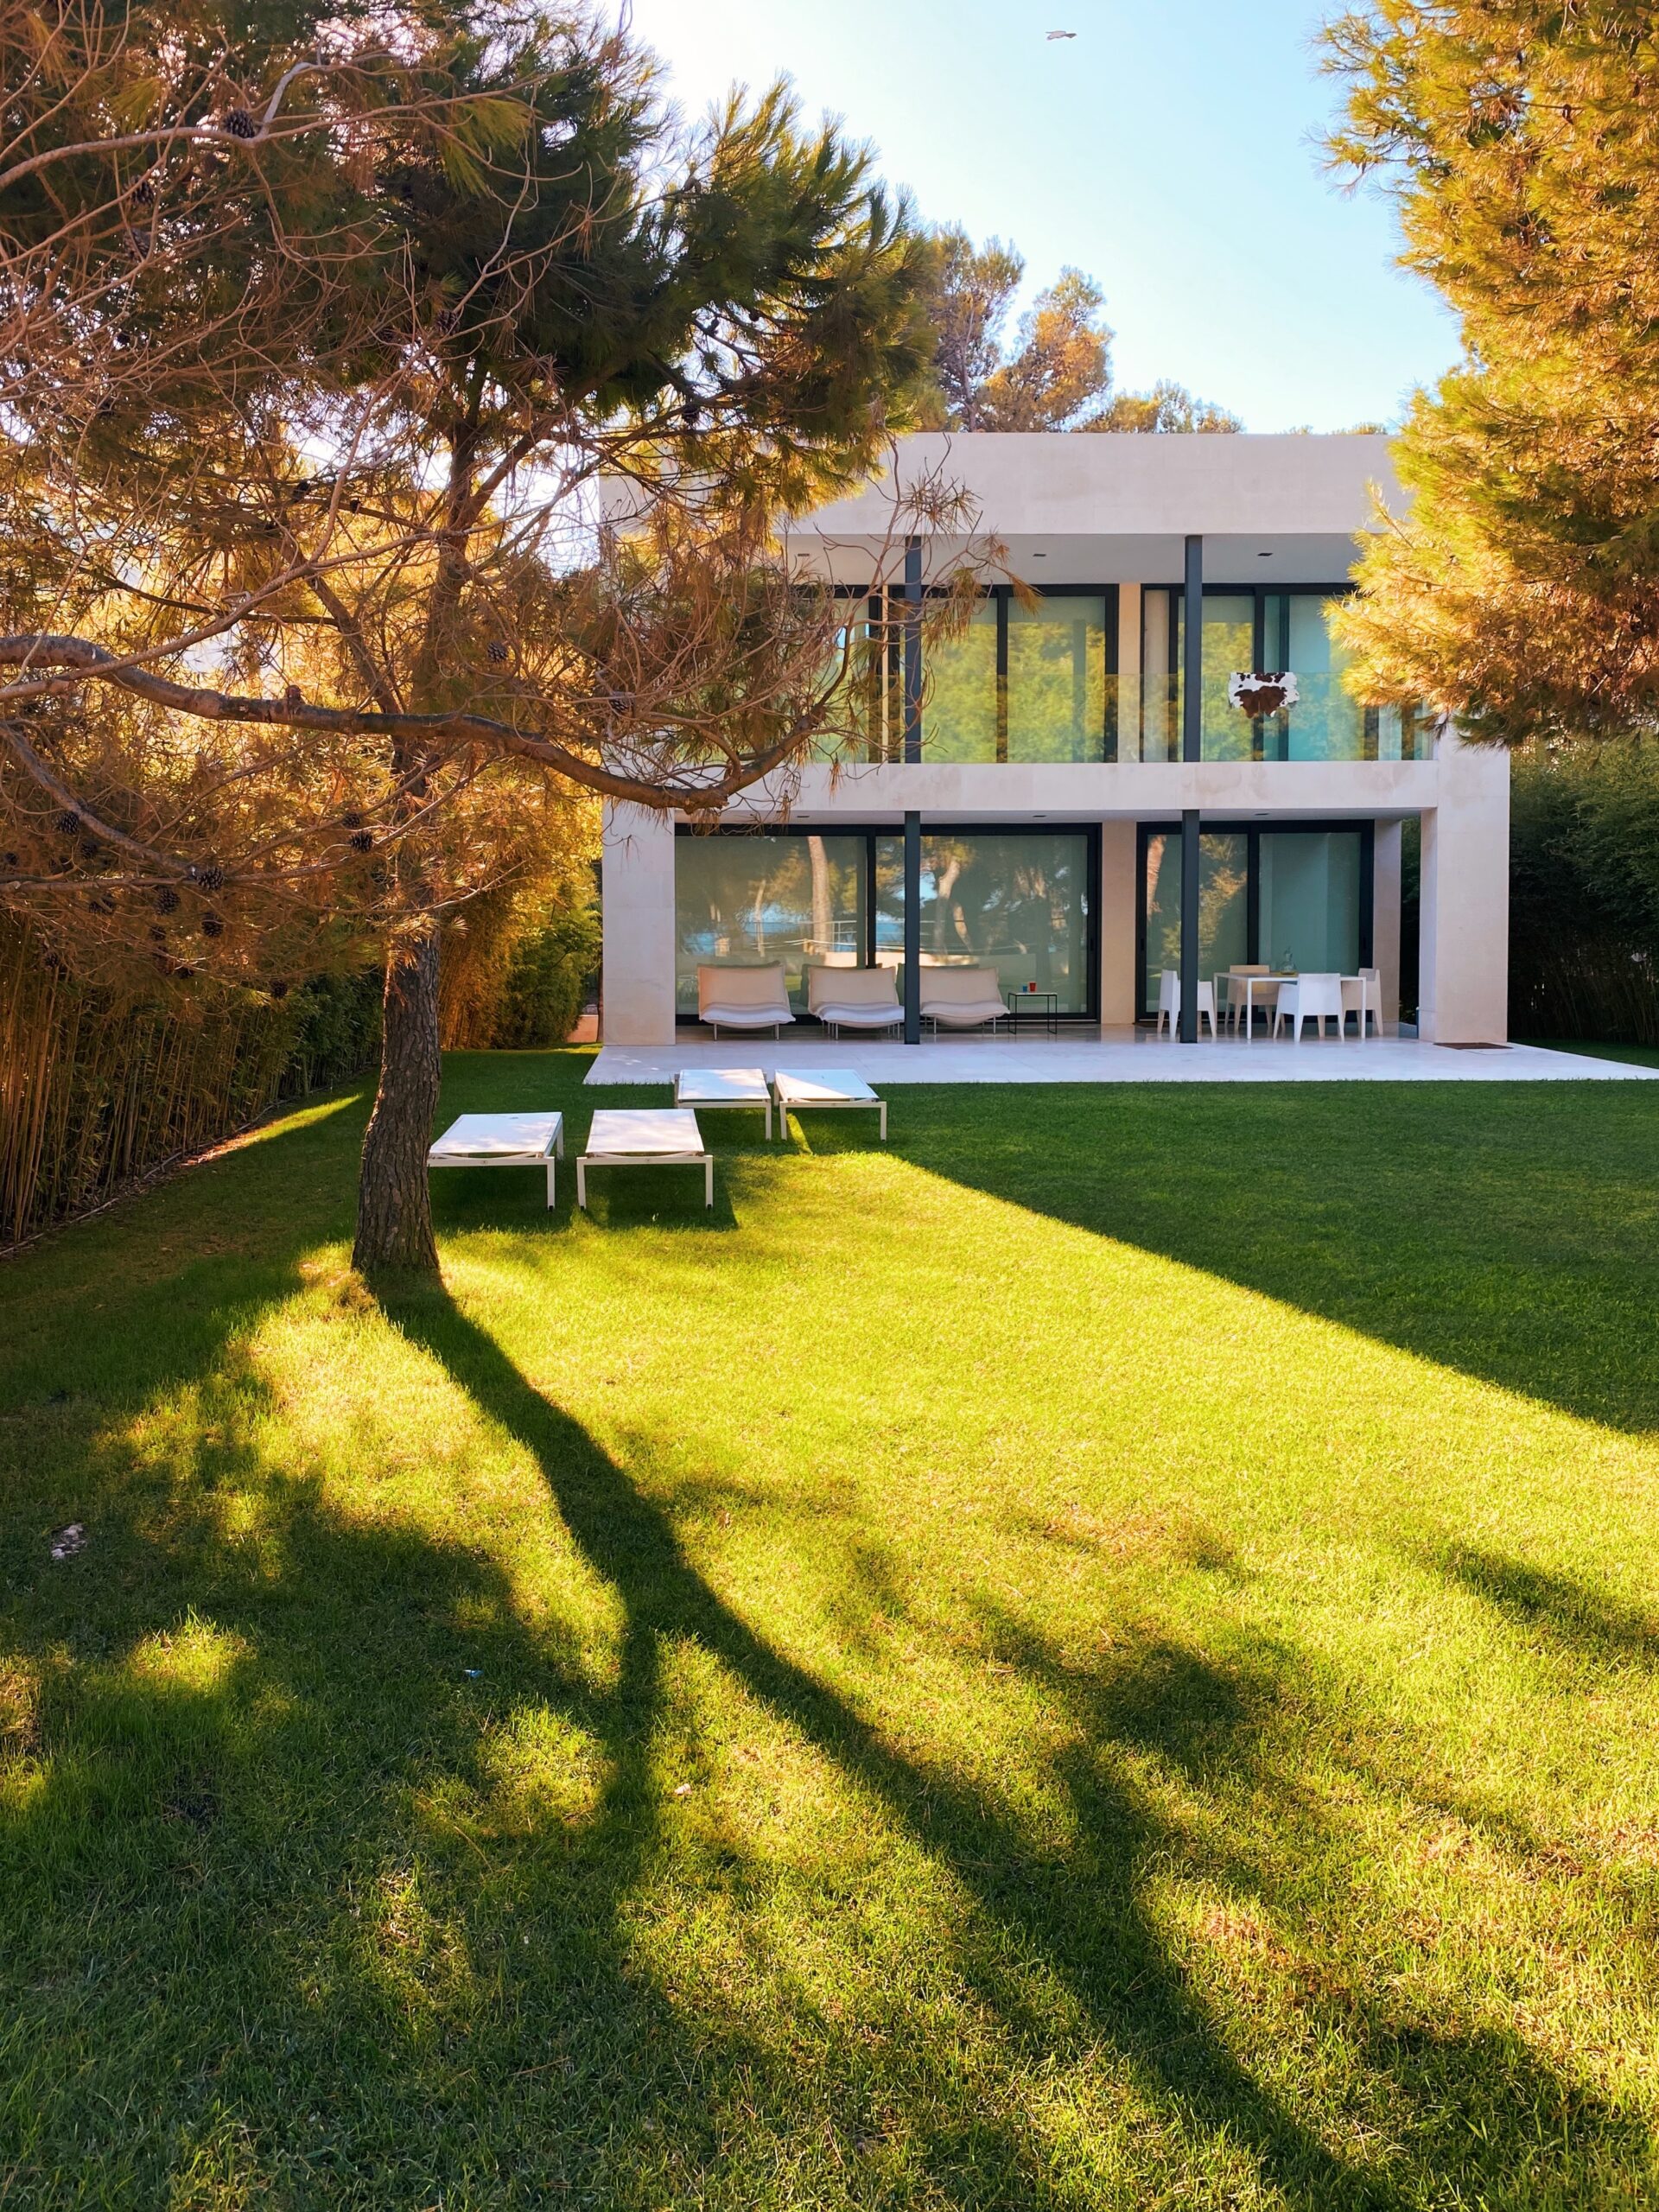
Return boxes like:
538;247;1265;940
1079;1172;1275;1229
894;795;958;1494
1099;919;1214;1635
352;925;442;1275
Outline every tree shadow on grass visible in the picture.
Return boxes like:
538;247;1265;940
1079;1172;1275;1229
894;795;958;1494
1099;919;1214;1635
1433;1542;1659;1670
385;1282;1653;2210
968;1601;1655;2204
2;1283;1649;2205
892;1080;1659;1436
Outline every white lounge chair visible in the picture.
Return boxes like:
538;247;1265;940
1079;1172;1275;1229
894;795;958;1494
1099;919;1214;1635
805;964;904;1036
1274;973;1345;1040
772;1067;887;1141
673;1065;772;1139
1155;969;1217;1039
577;1109;713;1209
918;965;1009;1035
427;1111;564;1207
696;963;794;1038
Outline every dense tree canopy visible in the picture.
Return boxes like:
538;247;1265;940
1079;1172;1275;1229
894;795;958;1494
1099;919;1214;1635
1324;2;1659;743
0;0;967;1269
918;226;1240;435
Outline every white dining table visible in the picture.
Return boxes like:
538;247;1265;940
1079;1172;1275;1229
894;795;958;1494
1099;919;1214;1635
1218;969;1376;1039
1218;970;1294;1038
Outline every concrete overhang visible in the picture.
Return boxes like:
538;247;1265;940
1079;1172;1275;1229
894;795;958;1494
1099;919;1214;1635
786;431;1403;590
687;756;1440;827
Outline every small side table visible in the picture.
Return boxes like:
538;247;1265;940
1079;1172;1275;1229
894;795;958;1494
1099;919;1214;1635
1006;987;1059;1038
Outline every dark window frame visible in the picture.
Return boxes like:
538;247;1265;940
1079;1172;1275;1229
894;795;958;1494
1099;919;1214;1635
673;819;1103;1024
1140;582;1363;764
840;582;1122;764
1134;816;1376;1022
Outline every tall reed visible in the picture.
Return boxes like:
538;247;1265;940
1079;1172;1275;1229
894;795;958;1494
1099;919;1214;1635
0;919;378;1249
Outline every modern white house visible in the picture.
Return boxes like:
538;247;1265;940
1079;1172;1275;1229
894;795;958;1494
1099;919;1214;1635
599;433;1510;1049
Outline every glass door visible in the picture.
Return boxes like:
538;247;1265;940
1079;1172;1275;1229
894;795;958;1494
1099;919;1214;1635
1137;823;1370;1018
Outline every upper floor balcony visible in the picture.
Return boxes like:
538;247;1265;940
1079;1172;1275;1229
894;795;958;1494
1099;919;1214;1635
846;582;1432;767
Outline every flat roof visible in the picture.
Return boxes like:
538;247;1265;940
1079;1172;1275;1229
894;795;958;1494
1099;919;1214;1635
792;430;1402;588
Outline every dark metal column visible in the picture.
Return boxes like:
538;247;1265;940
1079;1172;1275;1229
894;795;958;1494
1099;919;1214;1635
903;809;921;1045
1179;532;1204;1041
902;537;923;765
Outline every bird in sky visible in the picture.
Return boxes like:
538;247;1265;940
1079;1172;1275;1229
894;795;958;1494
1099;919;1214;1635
1046;29;1077;37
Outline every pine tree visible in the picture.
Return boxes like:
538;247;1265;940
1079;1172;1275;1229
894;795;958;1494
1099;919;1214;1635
0;2;953;1274
1323;3;1659;744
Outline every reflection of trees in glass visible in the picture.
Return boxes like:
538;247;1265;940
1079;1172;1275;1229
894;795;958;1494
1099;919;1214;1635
1145;834;1180;1000
1285;599;1365;762
1199;601;1256;763
925;838;1079;995
925;611;999;762
1143;833;1247;1001
1188;597;1380;761
1007;603;1106;762
1199;841;1248;973
675;836;865;1008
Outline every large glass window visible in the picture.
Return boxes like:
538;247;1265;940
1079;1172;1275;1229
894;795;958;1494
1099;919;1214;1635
1141;831;1249;1010
924;598;999;763
1147;588;1428;762
1284;595;1364;762
1007;594;1109;762
1258;831;1361;973
1139;587;1179;762
1140;825;1366;1013
1199;595;1255;765
678;829;1095;1020
860;587;1114;763
675;833;868;1016
875;831;1093;1012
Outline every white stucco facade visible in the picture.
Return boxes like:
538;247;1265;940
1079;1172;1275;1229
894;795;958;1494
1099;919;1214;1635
601;434;1510;1049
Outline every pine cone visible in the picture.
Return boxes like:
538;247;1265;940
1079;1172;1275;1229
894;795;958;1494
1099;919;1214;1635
196;863;225;892
486;640;510;664
349;830;374;854
270;980;289;1000
201;912;224;938
54;810;80;836
155;886;180;914
340;810;365;830
222;108;257;139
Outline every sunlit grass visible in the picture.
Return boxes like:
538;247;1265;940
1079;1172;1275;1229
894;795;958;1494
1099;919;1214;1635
4;1051;1659;2205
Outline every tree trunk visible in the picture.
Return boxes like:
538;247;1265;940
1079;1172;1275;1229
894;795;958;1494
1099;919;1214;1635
353;925;442;1275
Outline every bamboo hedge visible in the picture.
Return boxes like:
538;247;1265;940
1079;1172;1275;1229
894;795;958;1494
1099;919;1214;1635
1510;741;1659;1047
0;918;380;1249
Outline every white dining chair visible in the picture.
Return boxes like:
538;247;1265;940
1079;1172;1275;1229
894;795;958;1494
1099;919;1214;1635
1156;969;1217;1039
1273;971;1344;1040
1341;968;1382;1038
1222;964;1272;1035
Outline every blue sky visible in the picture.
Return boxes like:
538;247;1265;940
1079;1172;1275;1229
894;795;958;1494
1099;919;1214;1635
624;0;1459;433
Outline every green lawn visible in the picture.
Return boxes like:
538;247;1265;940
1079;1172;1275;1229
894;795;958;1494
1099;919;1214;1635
5;1053;1659;2209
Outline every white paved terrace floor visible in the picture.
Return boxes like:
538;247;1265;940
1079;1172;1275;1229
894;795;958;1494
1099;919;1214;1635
588;1030;1659;1087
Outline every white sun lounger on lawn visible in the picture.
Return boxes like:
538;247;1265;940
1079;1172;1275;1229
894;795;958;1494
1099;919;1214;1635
427;1111;565;1207
577;1109;713;1210
772;1067;887;1141
673;1066;773;1139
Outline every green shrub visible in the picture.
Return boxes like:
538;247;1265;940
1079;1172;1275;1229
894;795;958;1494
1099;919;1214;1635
490;901;601;1048
278;969;384;1096
1510;740;1659;1043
